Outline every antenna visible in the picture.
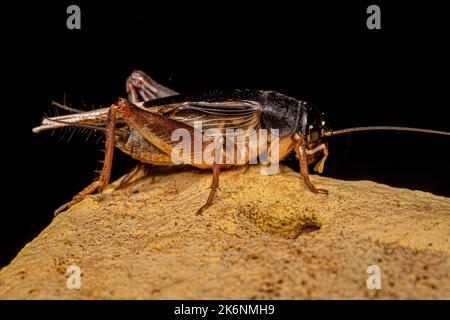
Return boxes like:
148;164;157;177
322;126;450;137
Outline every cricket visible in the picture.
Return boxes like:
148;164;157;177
32;70;450;216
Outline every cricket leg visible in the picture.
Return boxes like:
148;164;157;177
196;162;221;215
123;70;179;183
126;70;178;103
113;100;222;213
123;70;178;188
306;143;329;173
117;162;146;189
54;104;119;215
293;134;328;195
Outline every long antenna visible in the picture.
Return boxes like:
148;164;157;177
322;126;450;137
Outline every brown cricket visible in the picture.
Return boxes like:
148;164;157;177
32;70;450;215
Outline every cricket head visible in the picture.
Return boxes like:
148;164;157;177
295;103;331;173
301;103;330;150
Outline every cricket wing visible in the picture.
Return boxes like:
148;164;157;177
129;99;262;167
158;100;262;138
159;100;263;166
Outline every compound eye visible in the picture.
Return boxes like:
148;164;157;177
310;131;319;141
321;121;326;126
309;124;314;130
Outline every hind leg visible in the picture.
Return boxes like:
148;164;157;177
126;70;178;103
116;163;159;190
119;71;179;188
54;102;121;215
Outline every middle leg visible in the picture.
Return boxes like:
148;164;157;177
196;163;221;215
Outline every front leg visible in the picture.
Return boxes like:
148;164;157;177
293;133;328;195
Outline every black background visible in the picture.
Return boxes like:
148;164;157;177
1;300;445;319
2;1;449;268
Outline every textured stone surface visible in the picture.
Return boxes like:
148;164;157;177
1;166;449;299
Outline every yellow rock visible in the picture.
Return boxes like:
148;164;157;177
0;165;449;299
